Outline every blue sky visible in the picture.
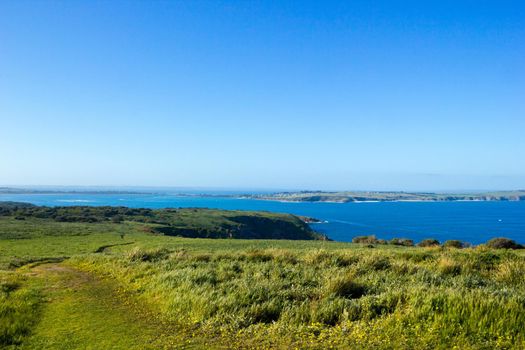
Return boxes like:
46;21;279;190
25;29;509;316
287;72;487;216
0;1;524;191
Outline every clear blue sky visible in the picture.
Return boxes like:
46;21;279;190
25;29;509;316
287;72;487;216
1;1;524;191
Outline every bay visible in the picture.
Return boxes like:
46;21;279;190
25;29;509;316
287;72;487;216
1;193;524;244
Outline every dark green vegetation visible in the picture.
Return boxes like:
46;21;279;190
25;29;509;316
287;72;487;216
352;236;524;251
487;237;524;250
243;190;525;202
0;202;323;240
1;203;525;349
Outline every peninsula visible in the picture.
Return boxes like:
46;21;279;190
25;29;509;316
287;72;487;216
239;190;525;203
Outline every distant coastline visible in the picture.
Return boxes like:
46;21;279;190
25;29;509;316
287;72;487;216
0;187;151;195
2;187;525;203
235;190;525;203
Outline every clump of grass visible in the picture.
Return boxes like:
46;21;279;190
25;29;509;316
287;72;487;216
268;249;298;264
247;299;282;324
437;256;462;275
0;272;41;346
360;254;391;271
495;259;525;285
462;251;500;272
127;247;171;262
323;273;366;299
244;249;273;262
303;249;356;267
304;249;334;265
399;251;434;263
169;249;189;260
309;297;349;325
189;253;212;262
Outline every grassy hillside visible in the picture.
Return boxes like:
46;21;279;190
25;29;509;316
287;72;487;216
1;205;524;349
0;202;323;240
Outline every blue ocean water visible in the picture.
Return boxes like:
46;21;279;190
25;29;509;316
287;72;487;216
1;193;524;244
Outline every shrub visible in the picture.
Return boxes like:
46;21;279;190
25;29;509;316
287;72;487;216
111;215;123;223
417;239;440;247
443;240;464;249
486;237;523;250
352;235;378;244
389;238;414;247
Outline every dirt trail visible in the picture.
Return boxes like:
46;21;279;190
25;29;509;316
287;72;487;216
19;264;210;350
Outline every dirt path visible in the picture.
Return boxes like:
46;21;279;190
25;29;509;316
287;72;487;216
19;264;211;350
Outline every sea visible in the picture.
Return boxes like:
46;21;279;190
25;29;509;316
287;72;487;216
1;192;524;244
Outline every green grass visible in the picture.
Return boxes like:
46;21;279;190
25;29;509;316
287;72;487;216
0;272;41;347
1;215;525;349
71;246;525;349
0;203;322;240
16;264;212;350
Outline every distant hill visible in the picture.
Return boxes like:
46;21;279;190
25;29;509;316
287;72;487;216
0;202;326;241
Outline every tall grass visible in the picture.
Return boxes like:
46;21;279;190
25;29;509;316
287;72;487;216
0;272;41;346
71;245;525;349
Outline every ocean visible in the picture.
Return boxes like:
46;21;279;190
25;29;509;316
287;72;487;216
1;193;524;244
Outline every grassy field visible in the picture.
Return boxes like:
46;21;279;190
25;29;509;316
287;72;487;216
1;213;525;349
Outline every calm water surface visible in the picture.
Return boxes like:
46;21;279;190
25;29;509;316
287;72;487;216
1;193;524;244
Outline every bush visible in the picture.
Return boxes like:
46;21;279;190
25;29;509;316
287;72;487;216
417;239;440;247
352;235;378;244
111;215;124;223
389;238;414;247
443;240;464;249
486;237;523;250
